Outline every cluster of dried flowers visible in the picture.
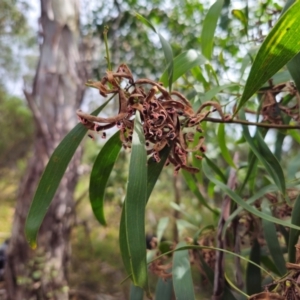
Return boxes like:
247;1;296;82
77;64;225;174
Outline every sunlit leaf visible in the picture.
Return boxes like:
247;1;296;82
201;0;224;59
89;131;122;225
134;12;157;33
160;50;207;86
25;100;111;248
156;217;169;243
235;1;300;114
232;9;248;35
134;12;174;90
158;33;174;91
217;123;236;168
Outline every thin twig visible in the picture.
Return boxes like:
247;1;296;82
203;117;300;129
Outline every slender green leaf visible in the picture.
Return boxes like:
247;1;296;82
134;12;174;90
201;83;239;102
232;9;248;35
158;33;174;91
224;184;279;237
246;239;261;295
204;154;227;183
25;100;111;248
173;242;195;300
160;50;207;86
134;12;157;33
119;135;171;284
235;0;300;114
201;0;224;59
89;131;122;225
155;278;173;300
260;255;282;277
288;194;300;263
130;284;144;300
241;112;285;195
182;169;219;215
124;111;148;289
155;244;274;279
202;159;300;231
261;200;287;276
217;123;236;168
147;145;172;198
156;217;169;243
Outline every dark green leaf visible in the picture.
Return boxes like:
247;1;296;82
182;169;219;215
201;0;224;59
235;1;300;114
25;100;111;248
89;131;122;225
288;194;300;263
172;242;195;300
119;145;171;279
124;111;148;289
261;199;287;276
246;239;261;295
203;154;227;183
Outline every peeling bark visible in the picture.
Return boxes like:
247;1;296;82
5;1;89;299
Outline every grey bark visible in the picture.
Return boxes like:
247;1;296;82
5;1;89;299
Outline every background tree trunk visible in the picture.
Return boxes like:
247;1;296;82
5;1;89;299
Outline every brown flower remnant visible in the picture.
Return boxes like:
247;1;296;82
77;64;225;174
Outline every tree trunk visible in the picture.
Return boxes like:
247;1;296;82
5;1;88;299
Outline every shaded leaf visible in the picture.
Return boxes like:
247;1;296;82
261;200;287;276
124;111;148;289
182;169;219;215
235;1;300;113
241;113;285;195
173;242;195;300
155;278;173;300
288;194;300;263
25;100;111;248
130;284;144;300
119;141;171;283
246;239;261;295
89;131;122;225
